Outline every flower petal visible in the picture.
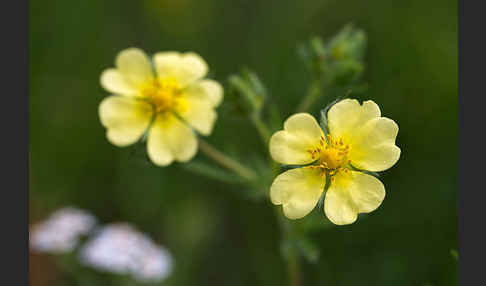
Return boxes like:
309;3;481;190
327;99;400;172
100;69;138;96
147;114;198;166
153;52;208;87
184;79;224;107
115;48;154;87
177;94;217;136
327;99;381;139
269;113;325;165
99;96;153;147
348;171;386;213
348;117;401;172
270;167;325;219
324;170;385;225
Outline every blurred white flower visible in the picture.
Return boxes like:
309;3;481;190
30;207;97;253
79;223;173;282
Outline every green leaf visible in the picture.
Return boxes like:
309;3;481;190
297;36;326;76
319;97;344;135
227;68;267;117
327;23;367;62
298;24;367;84
242;68;267;101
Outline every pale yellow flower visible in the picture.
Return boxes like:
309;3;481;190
269;99;400;225
99;48;223;166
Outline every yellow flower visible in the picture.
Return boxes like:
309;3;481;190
98;48;223;166
269;99;400;225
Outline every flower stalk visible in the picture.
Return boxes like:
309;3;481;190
274;206;301;286
296;78;323;113
198;138;257;181
287;251;301;286
251;114;271;145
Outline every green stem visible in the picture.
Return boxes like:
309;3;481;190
198;138;256;181
274;207;301;286
251;114;271;145
287;250;301;286
296;78;323;113
250;113;281;198
247;105;301;286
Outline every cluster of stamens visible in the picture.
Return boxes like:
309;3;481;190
142;78;184;113
307;135;327;160
306;134;351;180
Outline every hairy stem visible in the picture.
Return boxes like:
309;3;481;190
198;138;256;181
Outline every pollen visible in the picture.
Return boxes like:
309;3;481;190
318;135;349;170
142;78;185;113
319;148;345;169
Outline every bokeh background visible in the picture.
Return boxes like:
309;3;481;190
29;0;458;285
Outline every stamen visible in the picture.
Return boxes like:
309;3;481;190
143;78;182;113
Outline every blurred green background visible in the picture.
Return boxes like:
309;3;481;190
29;0;457;285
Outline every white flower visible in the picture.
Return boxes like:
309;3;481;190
30;207;97;253
134;246;173;282
79;223;173;282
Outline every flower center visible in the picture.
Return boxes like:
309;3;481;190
308;135;350;170
319;147;346;169
141;78;184;113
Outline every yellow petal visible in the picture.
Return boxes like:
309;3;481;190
153;52;208;87
178;93;217;136
100;69;138;96
347;171;386;213
327;99;400;172
324;170;385;225
99;96;153;147
348;117;401;172
184;79;224;107
270;167;325;219
147;114;198;166
115;48;154;87
327;99;381;139
269;113;325;165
